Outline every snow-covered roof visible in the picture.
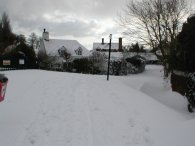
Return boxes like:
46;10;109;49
43;39;90;57
93;43;119;50
3;43;19;54
128;53;158;61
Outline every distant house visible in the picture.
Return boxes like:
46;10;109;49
92;38;124;61
93;37;159;63
38;29;90;70
93;38;123;52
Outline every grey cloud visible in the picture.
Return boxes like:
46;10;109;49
1;0;126;22
1;0;194;49
10;12;99;37
47;20;99;37
0;0;128;48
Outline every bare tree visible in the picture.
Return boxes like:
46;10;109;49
27;32;39;49
118;0;189;77
58;48;71;62
58;48;71;70
89;51;107;74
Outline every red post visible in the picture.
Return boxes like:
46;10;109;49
0;74;8;102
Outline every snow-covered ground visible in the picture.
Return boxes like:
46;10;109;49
0;65;195;146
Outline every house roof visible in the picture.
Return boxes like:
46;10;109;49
43;39;90;57
3;43;19;54
126;52;158;61
93;43;119;50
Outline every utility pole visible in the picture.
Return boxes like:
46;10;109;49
107;34;112;81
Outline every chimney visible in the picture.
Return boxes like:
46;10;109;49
102;38;104;44
42;28;49;41
119;37;123;52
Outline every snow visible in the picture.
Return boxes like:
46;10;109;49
0;65;195;146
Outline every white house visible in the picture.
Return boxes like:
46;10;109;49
93;38;123;52
92;38;124;61
38;29;90;70
92;38;159;63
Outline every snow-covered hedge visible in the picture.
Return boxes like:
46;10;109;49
125;55;146;74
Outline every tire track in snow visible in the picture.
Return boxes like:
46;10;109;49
85;80;154;146
72;80;94;146
109;82;154;146
21;76;79;146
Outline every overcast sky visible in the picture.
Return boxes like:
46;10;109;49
0;0;129;49
0;0;194;50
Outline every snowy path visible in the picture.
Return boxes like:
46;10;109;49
85;81;154;146
0;66;195;146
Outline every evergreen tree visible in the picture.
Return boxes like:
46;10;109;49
0;12;16;54
128;42;145;53
171;14;195;112
173;14;195;72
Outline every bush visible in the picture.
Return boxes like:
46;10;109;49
63;61;74;72
89;52;107;74
126;55;146;73
185;73;195;112
110;59;128;75
73;58;92;73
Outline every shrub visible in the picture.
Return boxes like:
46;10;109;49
73;58;92;73
89;52;107;74
110;59;128;75
126;55;146;73
185;73;195;112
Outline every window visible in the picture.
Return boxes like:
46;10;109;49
75;47;82;55
3;60;11;66
58;46;67;56
96;46;101;51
